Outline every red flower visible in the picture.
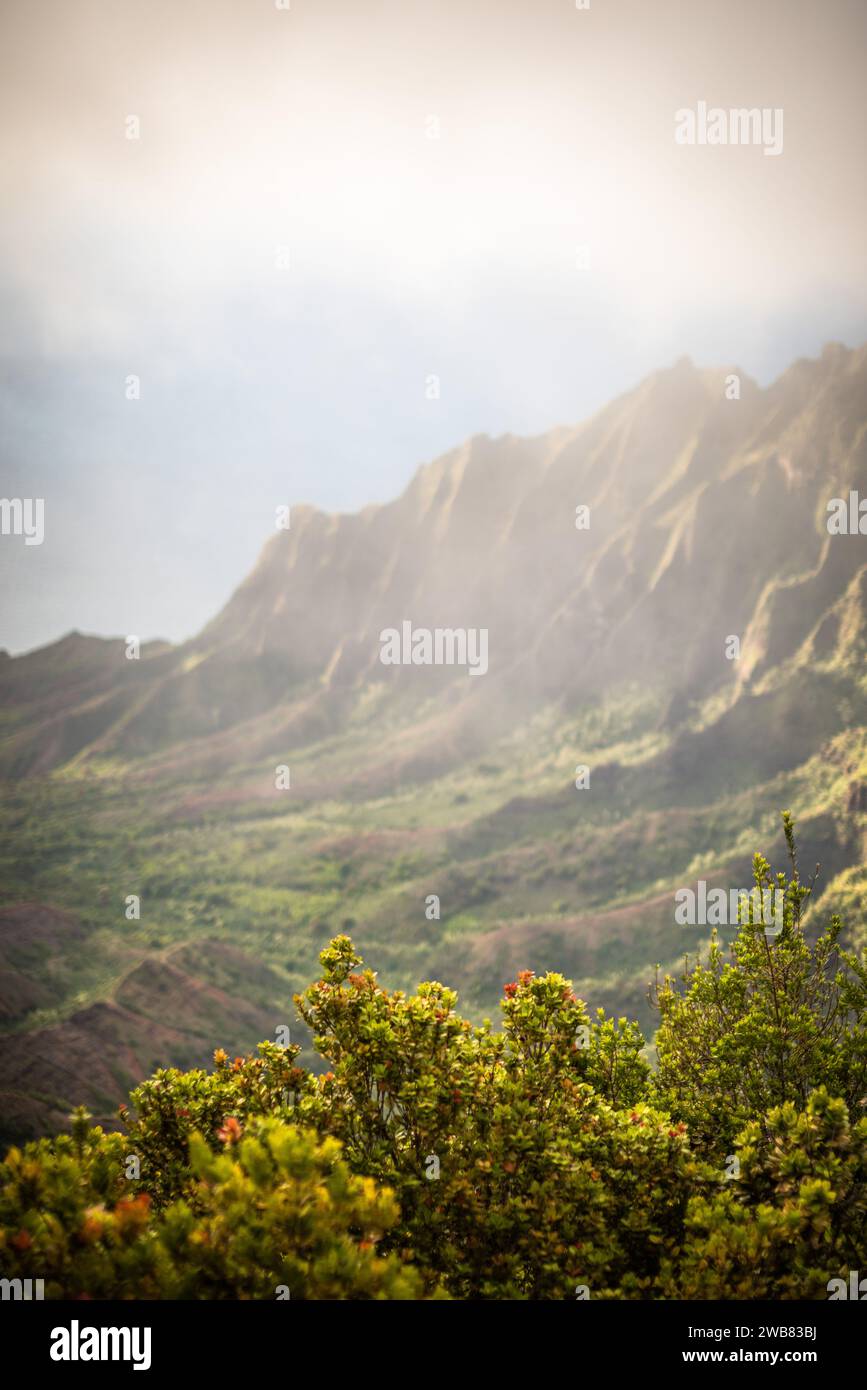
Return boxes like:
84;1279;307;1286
504;982;517;998
113;1194;151;1238
11;1229;32;1251
218;1116;243;1144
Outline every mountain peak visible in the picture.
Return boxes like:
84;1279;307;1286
3;343;866;777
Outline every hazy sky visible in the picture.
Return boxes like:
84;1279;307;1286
1;0;866;654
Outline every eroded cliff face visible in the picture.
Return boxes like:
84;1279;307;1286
4;344;866;779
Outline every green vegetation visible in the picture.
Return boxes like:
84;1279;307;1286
3;680;866;1066
2;822;865;1299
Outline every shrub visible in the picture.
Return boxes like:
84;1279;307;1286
0;1109;434;1299
122;1039;313;1208
663;1089;867;1299
292;937;691;1297
653;813;867;1156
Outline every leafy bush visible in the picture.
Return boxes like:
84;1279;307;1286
121;1039;312;1208
0;1109;432;1299
653;813;867;1156
663;1089;867;1299
290;938;687;1297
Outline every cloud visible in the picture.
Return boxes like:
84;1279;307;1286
1;0;866;651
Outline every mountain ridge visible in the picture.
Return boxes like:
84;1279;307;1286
4;342;867;781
